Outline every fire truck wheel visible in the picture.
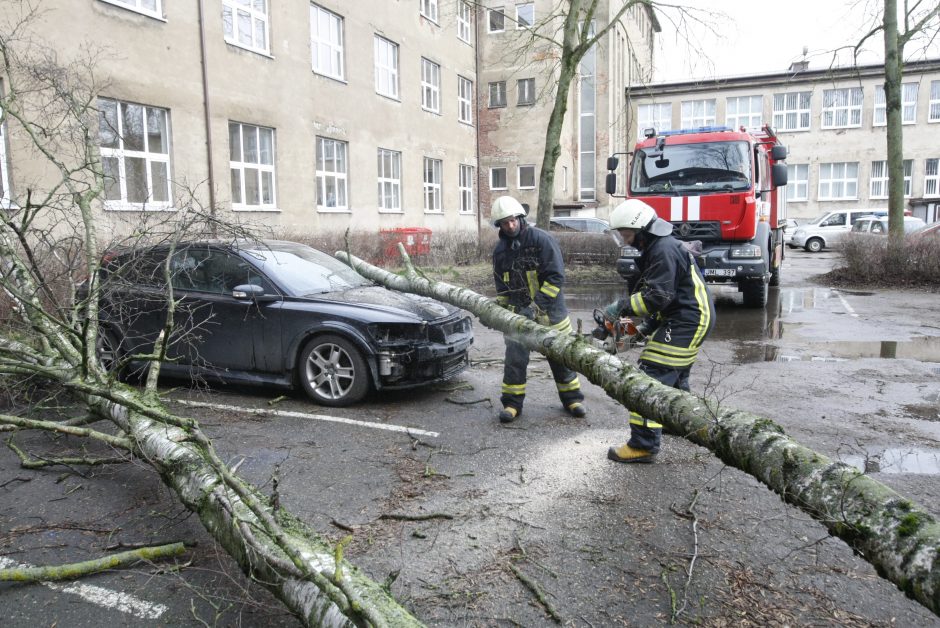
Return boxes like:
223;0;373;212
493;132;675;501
741;279;768;308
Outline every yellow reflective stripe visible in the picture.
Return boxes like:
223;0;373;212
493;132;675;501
556;377;581;392
540;281;560;298
502;272;510;283
629;411;663;429
645;340;699;357
690;256;711;348
639;348;696;367
550;317;573;333
630;292;649;317
502;383;526;394
525;270;539;299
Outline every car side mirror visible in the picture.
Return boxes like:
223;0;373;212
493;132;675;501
233;283;278;302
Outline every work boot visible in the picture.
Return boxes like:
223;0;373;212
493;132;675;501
565;402;587;418
607;444;656;464
498;406;520;423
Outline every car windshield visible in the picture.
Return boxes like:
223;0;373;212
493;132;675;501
806;213;831;225
243;242;373;296
630;140;752;195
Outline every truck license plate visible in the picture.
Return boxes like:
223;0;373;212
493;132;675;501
704;268;736;277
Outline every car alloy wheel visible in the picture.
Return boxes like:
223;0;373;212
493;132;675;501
299;334;369;406
96;328;122;374
806;238;823;253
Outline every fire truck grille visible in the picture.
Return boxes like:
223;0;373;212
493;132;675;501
672;221;722;242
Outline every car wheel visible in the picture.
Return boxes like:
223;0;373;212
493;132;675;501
805;238;823;253
298;334;370;407
96;327;122;374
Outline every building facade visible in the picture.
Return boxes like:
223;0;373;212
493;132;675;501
625;59;940;224
0;0;659;238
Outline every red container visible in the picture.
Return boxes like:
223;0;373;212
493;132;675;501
380;227;432;258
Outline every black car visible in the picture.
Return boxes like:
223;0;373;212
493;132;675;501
92;240;473;406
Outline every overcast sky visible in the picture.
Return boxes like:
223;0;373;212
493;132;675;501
653;0;939;82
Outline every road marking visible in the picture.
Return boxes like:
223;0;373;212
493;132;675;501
831;289;859;318
0;557;167;619
174;399;440;438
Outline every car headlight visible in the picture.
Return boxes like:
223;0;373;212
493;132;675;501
368;323;429;343
730;245;762;259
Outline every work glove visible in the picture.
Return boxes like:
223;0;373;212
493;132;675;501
604;300;624;319
535;311;550;326
635;319;656;338
517;304;536;320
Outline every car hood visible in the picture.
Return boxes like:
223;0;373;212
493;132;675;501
316;285;458;321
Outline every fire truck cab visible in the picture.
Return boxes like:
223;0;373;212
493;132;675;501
606;125;788;308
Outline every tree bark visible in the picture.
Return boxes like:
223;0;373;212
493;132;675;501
337;247;940;617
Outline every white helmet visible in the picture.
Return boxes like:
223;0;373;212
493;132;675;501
610;199;673;236
491;195;526;226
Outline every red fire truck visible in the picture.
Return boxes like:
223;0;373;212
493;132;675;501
605;125;789;308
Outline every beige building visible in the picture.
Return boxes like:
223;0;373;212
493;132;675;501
0;0;659;238
625;59;940;224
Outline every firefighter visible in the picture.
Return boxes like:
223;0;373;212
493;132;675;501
604;199;715;463
491;196;586;423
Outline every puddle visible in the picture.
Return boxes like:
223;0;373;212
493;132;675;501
732;338;940;365
840;448;940;474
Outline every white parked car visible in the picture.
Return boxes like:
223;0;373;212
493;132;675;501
850;215;927;235
789;209;888;252
781;218;800;246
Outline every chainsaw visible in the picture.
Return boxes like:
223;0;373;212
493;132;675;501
589;308;638;355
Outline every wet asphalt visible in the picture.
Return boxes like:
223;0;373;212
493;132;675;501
1;248;939;626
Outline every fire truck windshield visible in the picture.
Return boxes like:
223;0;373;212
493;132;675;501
630;140;752;195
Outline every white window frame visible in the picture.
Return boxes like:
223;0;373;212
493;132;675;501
310;4;345;81
374;35;399;99
872;159;913;197
518;165;536;189
223;0;269;55
874;83;918;126
822;88;863;129
516;2;534;28
637;103;671;134
786;164;808;201
458;76;473;125
490;167;507;190
0;115;11;207
488;8;505;33
99;97;172;211
489;81;506;108
772;91;811;132
423;157;442;213
99;0;163;19
316;137;348;211
680;99;716;128
818;162;858;200
459;164;475;214
229;122;277;211
725;95;763;130
421;58;441;113
930;81;940;123
517;78;535;106
457;2;473;43
420;0;439;23
925;158;940;196
377;148;402;212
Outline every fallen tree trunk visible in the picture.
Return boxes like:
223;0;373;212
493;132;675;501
337;248;940;617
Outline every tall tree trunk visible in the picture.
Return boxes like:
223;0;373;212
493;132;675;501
337;248;940;617
883;0;905;238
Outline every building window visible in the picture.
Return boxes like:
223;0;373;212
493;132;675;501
489;81;506;108
100;0;162;19
459;164;474;214
0;115;10;206
420;0;438;23
316;137;348;211
488;8;505;33
229;122;276;211
872;159;914;197
517;78;535;106
490;167;507;190
377;148;401;212
930;81;940;122
223;0;269;55
637;103;671;134
726;95;763;129
518;165;536;189
421;58;441;113
457;2;473;43
423;157;442;212
374;36;399;99
579;24;596;201
925;158;940;196
818;162;858;200
822;88;863;129
680;99;716;128
458;76;473;124
772;91;811;131
516;2;534;28
786;164;808;201
99;98;172;209
310;5;344;81
874;83;918;126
